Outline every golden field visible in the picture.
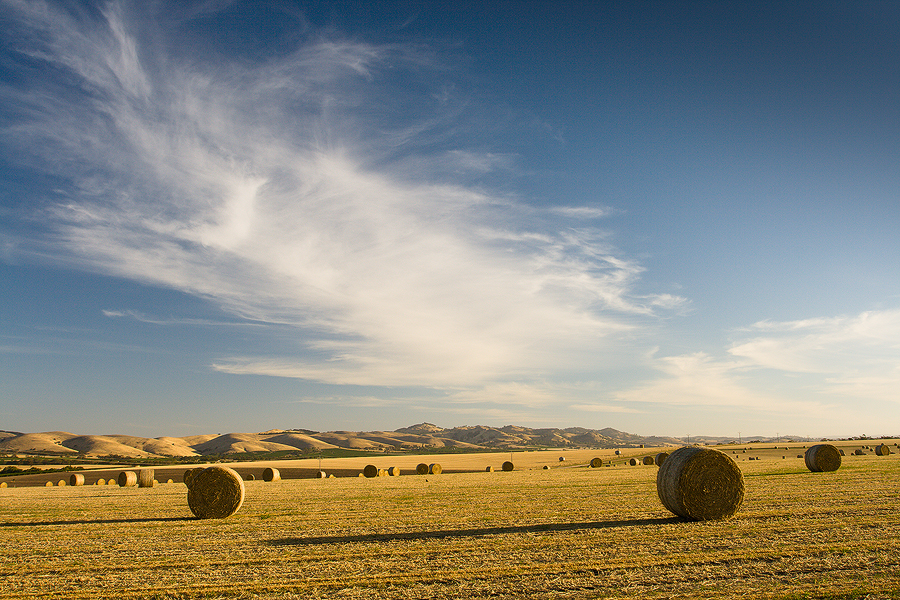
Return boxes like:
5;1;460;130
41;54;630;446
1;443;898;599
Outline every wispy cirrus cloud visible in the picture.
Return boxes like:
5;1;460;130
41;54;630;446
1;1;684;396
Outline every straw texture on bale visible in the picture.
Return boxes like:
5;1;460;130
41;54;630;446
589;457;603;468
45;481;53;487
187;466;245;519
416;463;429;475
805;444;842;472
429;463;442;475
117;471;137;488
69;473;85;487
875;444;892;456
501;461;514;472
57;480;66;486
655;452;669;467
363;464;379;478
642;456;655;465
656;446;745;521
262;467;281;482
184;468;201;487
137;469;155;488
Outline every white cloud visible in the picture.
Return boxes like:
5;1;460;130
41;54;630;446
2;1;684;397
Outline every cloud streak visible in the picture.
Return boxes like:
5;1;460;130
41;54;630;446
1;1;683;395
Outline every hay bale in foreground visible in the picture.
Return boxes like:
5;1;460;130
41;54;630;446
117;471;137;488
137;469;155;488
429;463;442;475
416;463;429;475
69;473;85;487
656;446;745;521
655;452;669;467
875;444;892;456
805;444;842;472
262;467;281;482
589;457;603;468
501;461;514;472
642;456;655;465
363;464;379;478
187;466;245;519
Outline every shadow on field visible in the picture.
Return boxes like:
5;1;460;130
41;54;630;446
0;516;195;527
267;516;683;546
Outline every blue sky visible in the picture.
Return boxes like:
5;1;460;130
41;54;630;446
1;1;898;439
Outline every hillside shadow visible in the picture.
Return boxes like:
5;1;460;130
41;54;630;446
267;516;683;546
0;516;195;527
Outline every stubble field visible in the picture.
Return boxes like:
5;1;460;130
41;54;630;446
1;446;898;599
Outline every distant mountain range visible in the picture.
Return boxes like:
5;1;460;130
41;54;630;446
0;424;694;458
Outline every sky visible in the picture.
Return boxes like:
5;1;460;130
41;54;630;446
1;1;898;439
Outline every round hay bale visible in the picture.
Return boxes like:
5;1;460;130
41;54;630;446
485;466;494;472
0;482;6;488
363;464;378;478
797;454;803;458
642;456;655;466
839;449;845;456
805;444;842;472
45;481;53;487
117;471;137;488
542;465;549;470
246;473;255;481
96;478;106;486
69;473;85;487
655;452;669;467
262;467;281;482
656;446;745;521
184;468;199;487
316;471;327;478
387;466;401;476
614;450;621;455
559;456;565;462
875;444;892;456
429;463;442;475
629;458;639;466
854;449;865;455
416;463;429;475
57;479;66;486
501;461;514;472
187;466;245;519
590;457;603;468
166;479;174;484
137;469;155;488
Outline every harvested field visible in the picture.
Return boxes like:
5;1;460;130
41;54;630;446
0;449;898;599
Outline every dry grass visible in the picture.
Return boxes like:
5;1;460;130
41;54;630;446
0;451;898;599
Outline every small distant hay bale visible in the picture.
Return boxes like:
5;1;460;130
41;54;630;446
656;446;745;521
246;473;255;481
797;454;803;458
590;457;603;468
187;466;245;519
642;456;655;466
614;450;621;455
0;482;6;488
485;466;494;472
117;471;137;487
137;469;155;488
640;444;645;448
316;471;327;478
805;444;842;472
559;456;565;462
502;461;514;472
69;473;85;487
542;465;549;470
96;478;106;486
358;473;364;477
429;463;442;475
387;466;401;476
416;463;429;475
875;444;892;456
655;452;669;467
629;458;639;466
853;449;865;456
166;479;174;484
262;467;281;482
839;449;845;456
57;479;66;486
45;481;53;487
363;465;379;478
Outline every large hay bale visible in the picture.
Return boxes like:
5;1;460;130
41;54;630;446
656;446;745;521
875;444;892;456
69;473;85;487
262;467;281;482
363;464;378;478
184;468;201;487
642;456;655;466
117;471;137;488
416;463;429;475
137;469;155;488
429;463;442;475
187;466;245;519
589;457;603;468
805;444;842;472
655;452;669;467
501;461;514;472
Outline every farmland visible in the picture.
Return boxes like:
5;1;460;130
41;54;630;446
1;444;898;599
